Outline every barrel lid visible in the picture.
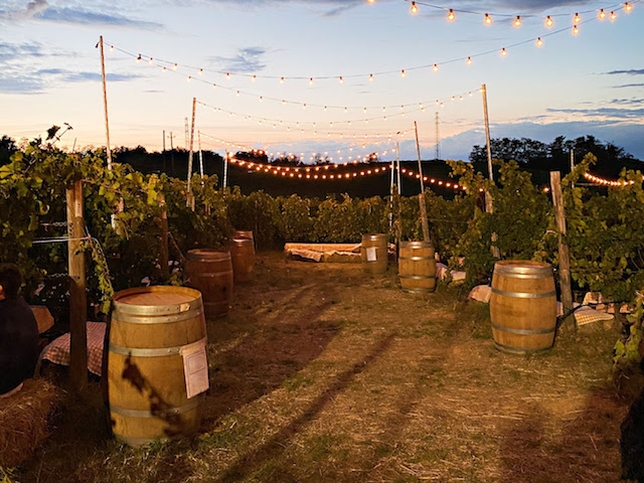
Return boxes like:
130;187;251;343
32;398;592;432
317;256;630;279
399;240;433;249
113;286;202;315
493;260;552;278
187;249;231;261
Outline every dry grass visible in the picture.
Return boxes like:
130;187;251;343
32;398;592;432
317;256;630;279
10;252;637;483
0;379;64;468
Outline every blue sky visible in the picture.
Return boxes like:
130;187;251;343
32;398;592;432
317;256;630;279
1;0;643;163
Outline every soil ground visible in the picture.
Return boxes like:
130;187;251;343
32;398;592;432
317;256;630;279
12;251;637;483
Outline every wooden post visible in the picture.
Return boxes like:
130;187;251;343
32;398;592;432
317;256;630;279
158;193;170;280
414;121;432;246
550;171;575;330
186;97;196;210
66;179;88;391
98;36;112;170
481;84;493;182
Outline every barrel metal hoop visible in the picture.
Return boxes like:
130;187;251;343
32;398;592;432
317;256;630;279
493;265;553;279
399;256;434;262
113;307;203;324
114;298;203;316
491;288;556;299
110;398;200;418
491;322;555;336
400;275;435;280
402;288;435;294
108;336;207;357
494;340;553;354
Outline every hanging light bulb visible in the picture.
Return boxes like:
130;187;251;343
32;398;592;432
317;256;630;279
573;12;581;24
466;56;472;65
173;63;178;70
536;37;543;47
610;10;617;20
309;77;314;85
433;63;439;72
339;76;344;83
514;15;522;27
148;57;153;65
501;47;507;57
401;69;406;77
484;13;492;24
136;54;142;62
410;1;418;14
572;24;579;35
598;9;606;19
447;8;455;21
109;45;114;52
280;76;285;83
251;74;256;82
369;73;374;81
545;15;554;27
226;72;231;79
625;2;633;13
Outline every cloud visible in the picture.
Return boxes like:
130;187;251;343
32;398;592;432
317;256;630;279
614;83;644;89
605;69;644;76
546;106;644;120
0;2;162;29
0;41;46;62
209;47;268;73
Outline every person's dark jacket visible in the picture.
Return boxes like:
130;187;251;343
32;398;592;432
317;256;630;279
0;296;40;394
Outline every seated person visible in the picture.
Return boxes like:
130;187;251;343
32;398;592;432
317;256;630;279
0;263;40;397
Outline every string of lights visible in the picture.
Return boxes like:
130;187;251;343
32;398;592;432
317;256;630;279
102;1;637;87
384;0;635;26
583;171;640;186
199;132;398;164
227;157;464;190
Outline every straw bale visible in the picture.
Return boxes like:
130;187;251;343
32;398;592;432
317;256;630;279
0;378;64;468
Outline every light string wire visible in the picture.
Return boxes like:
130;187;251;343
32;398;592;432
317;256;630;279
400;0;635;19
583;171;643;186
103;0;637;85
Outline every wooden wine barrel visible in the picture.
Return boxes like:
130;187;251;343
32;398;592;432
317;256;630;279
107;286;208;447
361;234;388;275
233;230;254;243
489;260;557;354
398;241;436;293
230;237;255;283
184;249;233;318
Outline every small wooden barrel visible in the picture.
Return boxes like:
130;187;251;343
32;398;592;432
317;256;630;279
361;234;388;275
398;241;436;293
107;286;208;447
233;230;255;250
184;249;233;318
489;260;557;354
230;237;255;283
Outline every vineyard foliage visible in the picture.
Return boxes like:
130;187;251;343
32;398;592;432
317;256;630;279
1;137;643;323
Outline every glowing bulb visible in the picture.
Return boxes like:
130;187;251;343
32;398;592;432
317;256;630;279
625;2;633;13
433;63;439;72
136;54;141;62
598;8;606;19
339;76;344;83
369;73;374;81
198;68;203;75
226;72;231;79
514;15;522;27
484;13;492;24
501;47;507;57
173;63;178;70
148;57;153;65
447;9;455;21
162;66;167;72
572;24;579;34
236;90;240;96
109;45;114;52
545;15;554;27
251;74;256;82
187;75;192;82
280;76;285;83
410;1;418;14
536;37;543;47
574;12;581;24
610;10;617;20
309;77;314;85
466;56;472;65
401;69;406;77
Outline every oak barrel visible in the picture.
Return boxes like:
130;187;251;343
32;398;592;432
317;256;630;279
489;260;557;354
230;237;255;283
398;241;436;293
107;286;208;446
184;249;233;318
361;234;388;275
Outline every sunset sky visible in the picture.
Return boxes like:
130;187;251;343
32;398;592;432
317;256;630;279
1;0;643;163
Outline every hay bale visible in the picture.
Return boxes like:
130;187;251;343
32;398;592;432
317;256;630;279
0;378;64;468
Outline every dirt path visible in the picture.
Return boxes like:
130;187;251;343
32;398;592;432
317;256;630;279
17;252;632;483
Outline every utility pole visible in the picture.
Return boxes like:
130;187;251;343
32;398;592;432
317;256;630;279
169;131;175;174
481;84;493;182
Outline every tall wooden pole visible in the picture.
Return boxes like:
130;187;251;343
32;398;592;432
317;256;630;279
223;151;229;191
186;97;196;210
550;171;574;330
98;36;112;170
198;130;204;180
414;121;431;245
481;84;493;182
66;180;88;392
